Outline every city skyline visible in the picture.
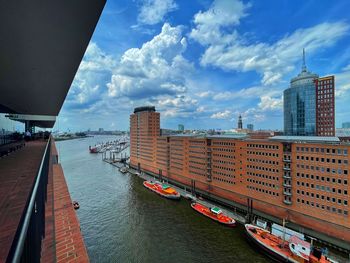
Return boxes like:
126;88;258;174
56;0;350;132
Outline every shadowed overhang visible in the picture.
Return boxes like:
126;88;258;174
0;0;106;128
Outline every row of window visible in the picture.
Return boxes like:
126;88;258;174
296;164;348;175
189;160;206;166
213;165;235;172
189;169;205;177
214;148;235;152
247;186;279;196
189;145;206;149
247;178;277;188
213;160;235;165
296;173;349;184
247;172;279;181
296;155;348;165
296;181;348;192
247;151;279;157
247;165;279;173
171;162;183;168
296;199;348;217
189;140;205;144
296;146;348;155
247;144;279;150
189;165;206;172
213;153;234;159
189;150;206;155
189;155;206;160
213;177;235;184
248;158;279;165
170;165;183;171
212;142;235;146
296;190;348;205
213;171;234;178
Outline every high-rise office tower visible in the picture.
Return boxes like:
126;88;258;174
315;76;335;136
284;50;335;136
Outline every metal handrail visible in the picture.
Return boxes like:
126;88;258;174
11;137;51;263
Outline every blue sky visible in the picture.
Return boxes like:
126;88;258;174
56;0;350;132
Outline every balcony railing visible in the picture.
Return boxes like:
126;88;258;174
283;183;292;188
9;138;51;263
283;167;291;171
283;191;292;196
284;199;292;205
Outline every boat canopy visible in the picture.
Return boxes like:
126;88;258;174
210;207;222;214
162;184;170;190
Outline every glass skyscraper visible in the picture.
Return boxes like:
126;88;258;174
284;50;319;136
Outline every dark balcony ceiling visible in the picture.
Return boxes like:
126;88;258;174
0;0;106;127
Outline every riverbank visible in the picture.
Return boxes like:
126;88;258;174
54;135;93;141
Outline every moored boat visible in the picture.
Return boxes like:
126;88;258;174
119;166;128;174
143;181;181;199
245;224;333;263
72;201;80;210
191;202;235;226
89;144;102;153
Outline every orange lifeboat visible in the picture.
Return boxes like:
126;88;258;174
191;202;235;226
143;181;181;199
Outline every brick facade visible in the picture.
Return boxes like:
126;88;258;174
130;108;350;245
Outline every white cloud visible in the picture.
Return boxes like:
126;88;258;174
342;64;350;72
212;86;280;101
66;42;115;108
335;68;350;98
190;0;250;46
196;90;213;98
258;96;283;111
137;0;177;25
196;106;206;112
211;110;232;119
151;95;198;118
190;0;349;86
107;23;193;99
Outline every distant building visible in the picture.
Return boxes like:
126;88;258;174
178;124;184;132
336;128;350;142
98;128;104;132
238;115;243;129
284;49;335;136
342;122;350;128
247;124;254;131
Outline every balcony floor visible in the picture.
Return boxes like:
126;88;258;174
0;140;47;262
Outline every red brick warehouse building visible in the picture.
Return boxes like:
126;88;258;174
130;106;350;251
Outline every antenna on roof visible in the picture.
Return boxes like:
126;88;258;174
301;48;307;72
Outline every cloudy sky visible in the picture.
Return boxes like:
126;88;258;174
56;0;350;132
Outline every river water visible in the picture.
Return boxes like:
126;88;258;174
57;135;270;263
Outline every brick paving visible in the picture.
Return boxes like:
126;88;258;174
0;140;47;262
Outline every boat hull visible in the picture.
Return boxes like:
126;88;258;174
191;203;235;226
244;224;298;263
143;181;181;200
